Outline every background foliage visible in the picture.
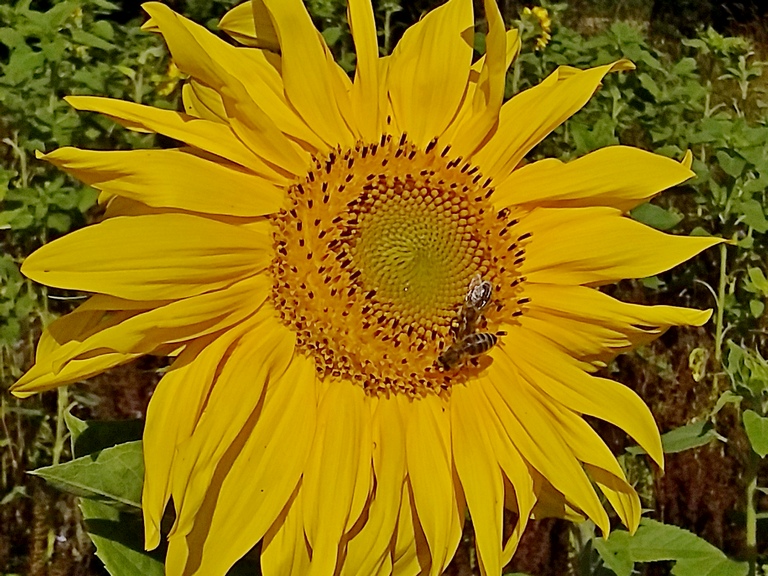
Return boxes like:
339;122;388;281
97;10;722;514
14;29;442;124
2;0;768;574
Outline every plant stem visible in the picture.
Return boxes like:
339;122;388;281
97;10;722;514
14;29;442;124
746;449;759;576
714;243;727;363
52;387;68;467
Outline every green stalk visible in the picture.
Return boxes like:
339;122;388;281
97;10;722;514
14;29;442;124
746;450;758;576
52;387;68;467
714;243;727;362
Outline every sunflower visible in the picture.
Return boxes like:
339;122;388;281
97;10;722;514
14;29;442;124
13;0;720;574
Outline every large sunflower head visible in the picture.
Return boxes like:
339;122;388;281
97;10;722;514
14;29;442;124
13;0;721;574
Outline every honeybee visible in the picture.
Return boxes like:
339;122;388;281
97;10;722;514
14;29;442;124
438;332;498;370
455;274;493;338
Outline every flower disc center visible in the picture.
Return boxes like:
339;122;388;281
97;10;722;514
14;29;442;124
270;136;528;396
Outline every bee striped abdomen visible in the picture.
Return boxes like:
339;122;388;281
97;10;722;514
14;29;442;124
437;332;498;370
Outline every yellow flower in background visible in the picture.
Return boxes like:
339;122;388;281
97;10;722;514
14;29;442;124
523;5;552;50
157;59;186;96
13;0;721;574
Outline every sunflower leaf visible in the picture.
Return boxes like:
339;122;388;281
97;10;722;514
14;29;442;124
627;420;720;456
80;499;165;576
30;441;143;509
597;519;748;576
743;410;768;457
630;202;683;231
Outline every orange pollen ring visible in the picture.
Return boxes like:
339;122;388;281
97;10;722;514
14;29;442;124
270;135;531;397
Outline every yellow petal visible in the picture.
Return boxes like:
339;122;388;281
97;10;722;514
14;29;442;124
261;488;312;576
181;80;227;122
474;380;535;563
189;355;318;575
392;480;431;576
486;354;610;533
142;331;243;549
219;0;280;52
11;296;157;396
521;283;711;360
388;0;474;147
519;206;723;285
348;0;381;141
12;349;137;397
261;0;356;147
451;384;505;576
343;397;406;576
39;147;285;217
449;0;506;158
66;95;286;180
495;146;695;212
532;385;641;532
23;213;272;300
403;394;464;576
142;3;312;172
169;308;295;540
474;60;634;179
529;470;586;523
50;277;270;385
506;329;663;468
301;381;372;576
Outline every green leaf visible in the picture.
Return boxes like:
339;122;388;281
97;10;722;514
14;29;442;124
628;421;719;456
70;28;117;51
63;410;144;458
31;441;143;508
716;150;747;178
745;267;768;295
0;27;26;49
46;212;71;232
64;410;88;451
738;199;768;233
631;202;683;231
750;299;765;318
90;20;115;41
712;390;742;416
594;536;633;576
599;519;748;576
662;421;721;453
321;26;342;47
80;499;165;576
743;410;768;457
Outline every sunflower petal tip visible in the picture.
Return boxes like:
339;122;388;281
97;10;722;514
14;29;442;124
612;59;636;72
681;149;693;169
688;308;714;326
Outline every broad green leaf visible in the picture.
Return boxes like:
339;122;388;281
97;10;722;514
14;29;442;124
321;26;342;47
65;410;89;451
64;410;144;457
711;391;742;416
31;441;143;508
716;150;746;178
662;420;719;453
631;203;683;231
594;536;633;576
750;299;765;318
743;410;768;457
70;28;116;51
738;199;768;233
640;276;665;290
745;267;768;295
80;499;165;576
629;421;718;456
90;20;115;41
599;519;748;576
